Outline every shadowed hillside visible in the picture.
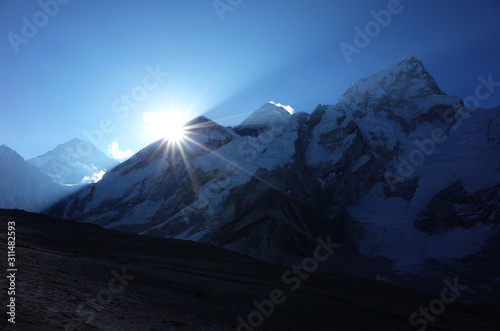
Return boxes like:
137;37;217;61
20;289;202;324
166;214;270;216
1;209;499;330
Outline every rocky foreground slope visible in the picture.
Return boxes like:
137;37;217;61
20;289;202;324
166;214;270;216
1;209;500;330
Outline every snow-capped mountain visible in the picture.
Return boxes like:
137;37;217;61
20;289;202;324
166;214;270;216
0;145;70;212
49;56;500;300
332;56;500;265
28;138;119;185
234;101;293;137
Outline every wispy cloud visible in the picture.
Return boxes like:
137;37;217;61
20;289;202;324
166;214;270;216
108;142;133;161
269;101;294;114
82;170;106;183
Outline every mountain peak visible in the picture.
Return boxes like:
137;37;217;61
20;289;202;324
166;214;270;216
0;145;22;159
0;144;13;153
396;55;429;75
260;101;294;114
399;54;419;64
392;55;444;95
27;138;118;185
67;137;86;145
337;56;445;110
237;102;291;127
185;116;216;128
179;115;234;152
183;116;228;136
233;102;292;137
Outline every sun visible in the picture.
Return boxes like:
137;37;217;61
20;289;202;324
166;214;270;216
143;111;189;142
162;116;187;142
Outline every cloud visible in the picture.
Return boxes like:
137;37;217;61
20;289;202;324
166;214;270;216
81;164;107;183
108;142;133;161
82;170;106;183
269;101;294;114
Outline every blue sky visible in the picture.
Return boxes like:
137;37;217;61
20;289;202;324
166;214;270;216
1;0;499;160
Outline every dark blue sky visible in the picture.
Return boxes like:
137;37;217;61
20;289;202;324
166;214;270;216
1;0;499;159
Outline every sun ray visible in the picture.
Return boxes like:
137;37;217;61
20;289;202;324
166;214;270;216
180;131;287;196
153;117;295;213
176;138;204;197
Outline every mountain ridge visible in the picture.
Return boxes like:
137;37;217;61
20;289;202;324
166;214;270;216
47;56;500;303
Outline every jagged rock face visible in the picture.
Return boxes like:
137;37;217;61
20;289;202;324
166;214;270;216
49;57;500;274
383;176;419;201
415;181;500;234
304;106;382;206
197;165;353;262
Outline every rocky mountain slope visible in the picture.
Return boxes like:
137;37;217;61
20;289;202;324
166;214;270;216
48;56;500;301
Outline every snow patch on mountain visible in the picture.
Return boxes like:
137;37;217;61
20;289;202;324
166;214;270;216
236;102;292;128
